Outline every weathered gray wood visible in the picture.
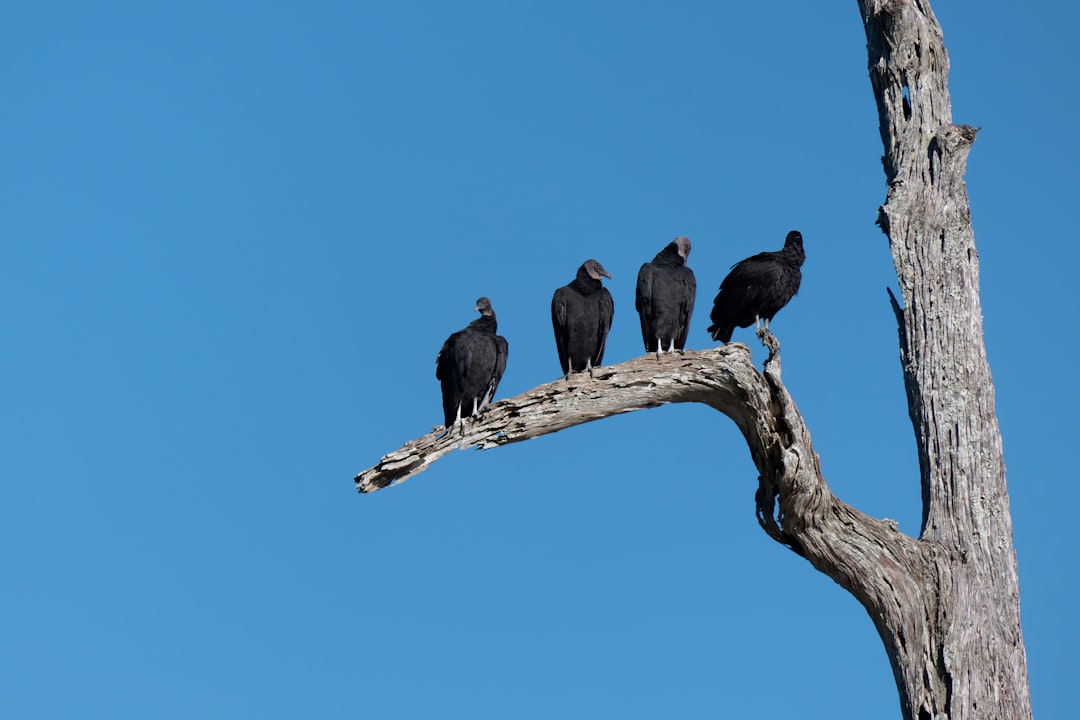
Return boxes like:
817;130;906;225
355;337;940;719
357;343;782;493
355;1;1031;717
857;1;1030;718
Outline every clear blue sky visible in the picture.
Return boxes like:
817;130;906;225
2;2;1075;718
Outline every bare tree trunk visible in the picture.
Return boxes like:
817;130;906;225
354;1;1032;717
855;0;1030;717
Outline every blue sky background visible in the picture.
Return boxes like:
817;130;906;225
3;2;1076;718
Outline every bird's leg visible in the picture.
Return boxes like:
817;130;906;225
760;328;780;356
655;337;662;361
586;358;594;378
460;401;476;437
666;338;676;354
450;405;465;438
756;318;777;345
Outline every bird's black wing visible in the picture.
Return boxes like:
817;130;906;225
721;257;784;309
721;253;782;290
551;287;570;376
594;287;614;365
635;263;655;350
435;332;455;381
676;268;696;350
485;335;509;407
709;258;772;341
435;330;466;426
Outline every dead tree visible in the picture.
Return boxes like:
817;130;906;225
354;1;1032;717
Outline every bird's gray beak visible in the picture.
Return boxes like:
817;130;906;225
588;263;612;281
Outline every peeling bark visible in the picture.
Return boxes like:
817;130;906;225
858;0;1030;717
354;1;1031;717
357;344;778;494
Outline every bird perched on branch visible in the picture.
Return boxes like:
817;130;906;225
635;237;696;357
435;297;509;432
551;259;613;379
706;230;805;343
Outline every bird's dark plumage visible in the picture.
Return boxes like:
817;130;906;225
706;230;805;343
551;259;613;378
635;237;697;355
435;297;509;430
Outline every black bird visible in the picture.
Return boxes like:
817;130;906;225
551;259;614;379
706;230;805;343
435;297;509;431
635;237;696;356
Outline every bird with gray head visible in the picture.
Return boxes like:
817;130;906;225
551;259;613;379
635;237;696;358
435;297;509;434
706;230;804;343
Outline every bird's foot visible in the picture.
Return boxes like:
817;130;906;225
758;328;780;355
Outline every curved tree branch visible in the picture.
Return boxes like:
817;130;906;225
356;337;939;713
355;337;939;683
356;344;768;494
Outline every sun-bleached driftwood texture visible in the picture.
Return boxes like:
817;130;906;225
856;0;1030;717
356;343;792;496
356;1;1032;718
355;336;937;712
356;337;922;622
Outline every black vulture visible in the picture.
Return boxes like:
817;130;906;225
635;237;696;356
551;259;614;379
435;297;509;431
706;230;805;343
